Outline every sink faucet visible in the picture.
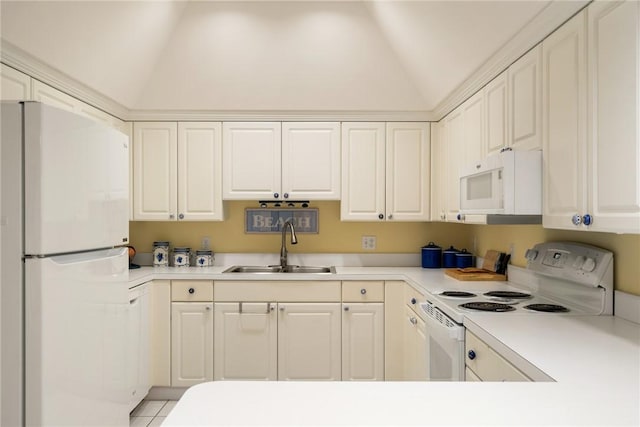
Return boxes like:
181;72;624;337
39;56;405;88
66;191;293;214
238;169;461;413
280;219;298;269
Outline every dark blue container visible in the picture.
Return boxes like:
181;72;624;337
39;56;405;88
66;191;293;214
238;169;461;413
421;242;442;268
455;249;474;268
442;246;460;268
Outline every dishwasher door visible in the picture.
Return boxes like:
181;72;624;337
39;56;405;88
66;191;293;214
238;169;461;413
420;302;465;381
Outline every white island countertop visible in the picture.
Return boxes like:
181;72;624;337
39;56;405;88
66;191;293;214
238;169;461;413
129;265;640;426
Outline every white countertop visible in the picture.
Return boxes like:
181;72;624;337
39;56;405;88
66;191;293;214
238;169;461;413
130;265;640;426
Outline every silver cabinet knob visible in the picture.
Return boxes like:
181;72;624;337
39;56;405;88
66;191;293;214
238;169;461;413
344;306;349;312
279;306;285;312
360;288;367;295
388;214;393;219
206;306;211;311
571;214;582;226
409;316;418;325
169;214;175;219
178;213;184;220
283;193;289;199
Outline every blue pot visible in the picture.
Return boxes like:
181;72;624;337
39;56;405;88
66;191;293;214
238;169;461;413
442;246;460;268
421;242;442;268
455;249;474;268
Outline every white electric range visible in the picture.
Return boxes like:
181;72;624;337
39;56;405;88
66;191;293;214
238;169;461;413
418;242;614;381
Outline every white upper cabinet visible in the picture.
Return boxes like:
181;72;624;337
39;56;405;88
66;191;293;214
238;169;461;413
133;122;178;221
461;91;485;167
282;122;341;200
508;44;543;151
444;108;464;222
484;71;508;156
386;122;431;221
133;122;224;221
1;64;31;100
223;122;340;200
341;122;430;221
543;2;639;233
178;122;224;221
586;0;640;233
222;122;282;200
542;10;588;231
341;122;386;221
430;120;447;222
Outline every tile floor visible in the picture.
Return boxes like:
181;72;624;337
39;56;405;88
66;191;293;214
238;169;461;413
130;400;178;426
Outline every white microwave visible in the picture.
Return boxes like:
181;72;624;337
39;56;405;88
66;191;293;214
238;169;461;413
459;150;542;215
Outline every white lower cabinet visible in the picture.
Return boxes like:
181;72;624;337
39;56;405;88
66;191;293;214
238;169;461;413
342;303;384;381
128;283;150;411
149;280;171;387
213;302;278;380
171;302;214;387
278;303;342;381
402;285;427;380
465;330;530;382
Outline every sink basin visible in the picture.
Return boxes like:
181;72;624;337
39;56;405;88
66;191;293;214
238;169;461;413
223;265;335;274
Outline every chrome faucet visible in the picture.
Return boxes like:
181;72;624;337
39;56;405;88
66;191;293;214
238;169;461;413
280;219;298;269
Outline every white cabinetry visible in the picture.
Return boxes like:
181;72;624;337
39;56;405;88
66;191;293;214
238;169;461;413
1;64;31;100
278;303;342;381
508;44;543;151
586;0;640;233
402;285;427;380
223;122;340;200
484;71;508;156
430;121;447;221
341;281;384;381
133;122;224;221
170;280;214;387
128;283;150;411
461;91;485;167
149;280;171;387
543;3;639;233
444;108;464;221
341;122;430;221
214;302;278;381
465;330;531;382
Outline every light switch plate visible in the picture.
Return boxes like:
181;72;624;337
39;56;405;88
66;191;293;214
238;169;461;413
362;236;376;250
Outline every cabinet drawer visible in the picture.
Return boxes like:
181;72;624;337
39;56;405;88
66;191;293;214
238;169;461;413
342;281;384;302
465;331;531;382
214;281;341;302
171;280;213;302
404;284;426;319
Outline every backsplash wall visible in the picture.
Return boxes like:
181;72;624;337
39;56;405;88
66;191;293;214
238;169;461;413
129;201;639;296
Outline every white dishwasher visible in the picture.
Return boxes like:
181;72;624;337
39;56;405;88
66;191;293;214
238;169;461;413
128;282;150;412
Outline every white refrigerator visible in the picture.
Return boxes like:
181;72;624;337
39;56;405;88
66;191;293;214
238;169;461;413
1;102;130;426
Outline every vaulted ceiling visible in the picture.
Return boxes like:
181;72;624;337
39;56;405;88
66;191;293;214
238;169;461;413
0;1;583;118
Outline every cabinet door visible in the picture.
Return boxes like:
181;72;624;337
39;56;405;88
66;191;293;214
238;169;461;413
282;122;341;200
214;303;277;380
171;302;213;387
402;305;427;381
149;280;171;387
222;122;281;200
128;284;150;411
445;108;464;221
386;122;430;221
1;63;31;100
340;122;386;221
430;121;447;221
384;281;405;380
31;80;78;112
508;44;543;151
461;91;485;167
588;0;640;234
277;303;341;381
342;303;384;381
484;71;508;156
177;122;224;221
542;10;588;230
132;122;178;220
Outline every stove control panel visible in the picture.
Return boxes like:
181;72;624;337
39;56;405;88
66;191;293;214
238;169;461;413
525;242;613;287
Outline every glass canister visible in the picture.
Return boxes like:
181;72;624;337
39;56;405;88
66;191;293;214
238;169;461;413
195;250;213;267
173;247;191;267
153;241;170;267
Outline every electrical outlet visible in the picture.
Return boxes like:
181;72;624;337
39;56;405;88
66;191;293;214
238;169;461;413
202;236;211;250
362;236;376;250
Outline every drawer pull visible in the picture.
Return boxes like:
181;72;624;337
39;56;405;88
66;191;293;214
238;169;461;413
468;350;476;360
344;306;350;312
188;288;195;294
360;288;367;295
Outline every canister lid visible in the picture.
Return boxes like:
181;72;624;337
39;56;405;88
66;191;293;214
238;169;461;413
153;241;170;246
174;247;191;253
456;249;472;257
422;241;441;250
196;250;212;255
443;246;459;253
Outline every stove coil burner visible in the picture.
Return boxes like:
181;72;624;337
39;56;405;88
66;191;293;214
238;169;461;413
459;302;516;312
440;291;477;298
523;304;570;313
483;291;532;299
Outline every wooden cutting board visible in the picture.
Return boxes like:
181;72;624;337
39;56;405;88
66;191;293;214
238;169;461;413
445;268;507;281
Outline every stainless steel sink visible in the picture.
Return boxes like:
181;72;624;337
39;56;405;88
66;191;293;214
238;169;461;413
223;265;335;274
